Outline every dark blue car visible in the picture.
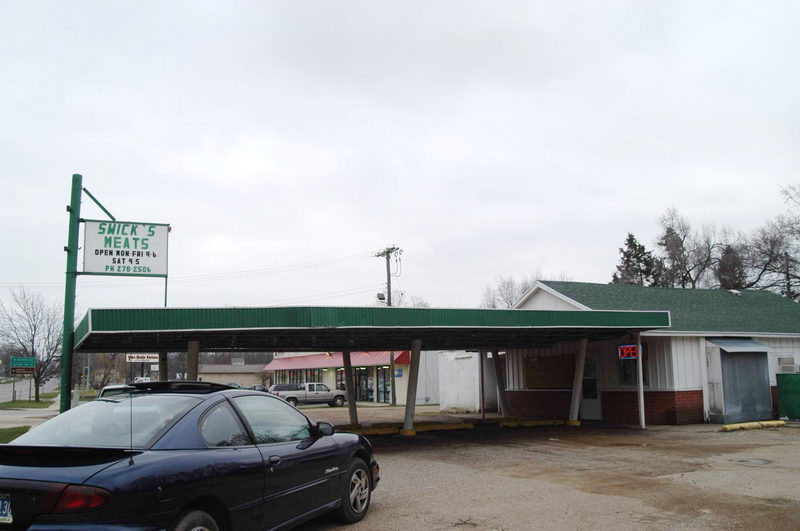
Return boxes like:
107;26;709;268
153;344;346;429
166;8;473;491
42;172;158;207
0;382;379;530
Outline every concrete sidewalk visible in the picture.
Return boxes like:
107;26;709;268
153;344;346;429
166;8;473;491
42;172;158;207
0;398;60;429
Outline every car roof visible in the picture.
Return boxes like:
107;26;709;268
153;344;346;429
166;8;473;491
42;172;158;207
124;381;236;395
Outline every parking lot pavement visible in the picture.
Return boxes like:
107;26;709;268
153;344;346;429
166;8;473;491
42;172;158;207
300;423;800;530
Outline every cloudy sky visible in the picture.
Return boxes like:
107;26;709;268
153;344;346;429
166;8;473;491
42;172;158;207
2;1;799;314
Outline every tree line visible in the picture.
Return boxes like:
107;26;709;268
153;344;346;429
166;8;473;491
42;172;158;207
612;190;800;299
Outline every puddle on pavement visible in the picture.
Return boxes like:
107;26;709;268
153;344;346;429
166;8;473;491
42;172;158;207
729;458;772;466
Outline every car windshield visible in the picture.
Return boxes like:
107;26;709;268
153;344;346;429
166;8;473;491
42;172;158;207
12;394;200;448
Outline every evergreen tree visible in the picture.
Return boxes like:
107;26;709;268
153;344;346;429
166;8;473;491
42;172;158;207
611;233;664;286
715;245;747;289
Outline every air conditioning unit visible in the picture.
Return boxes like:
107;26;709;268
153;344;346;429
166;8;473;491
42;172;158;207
778;364;800;373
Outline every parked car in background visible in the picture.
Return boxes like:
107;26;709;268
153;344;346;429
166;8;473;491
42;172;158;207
0;381;379;530
97;384;132;398
269;383;347;407
250;384;269;393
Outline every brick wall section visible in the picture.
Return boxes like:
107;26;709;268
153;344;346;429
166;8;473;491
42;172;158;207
507;390;572;419
506;389;705;424
602;390;704;425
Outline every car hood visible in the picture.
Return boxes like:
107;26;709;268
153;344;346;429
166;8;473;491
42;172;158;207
0;445;137;484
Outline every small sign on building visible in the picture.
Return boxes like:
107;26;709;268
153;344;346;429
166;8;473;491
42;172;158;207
126;354;160;363
617;344;639;360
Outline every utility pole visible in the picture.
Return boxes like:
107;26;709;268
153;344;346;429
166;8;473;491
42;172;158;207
376;245;401;405
785;252;793;300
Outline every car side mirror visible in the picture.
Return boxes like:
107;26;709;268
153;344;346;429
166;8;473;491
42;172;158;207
316;422;335;436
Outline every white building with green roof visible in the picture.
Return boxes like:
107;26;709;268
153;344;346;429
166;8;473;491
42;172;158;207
510;281;800;424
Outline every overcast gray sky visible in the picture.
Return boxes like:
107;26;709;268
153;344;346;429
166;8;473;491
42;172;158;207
2;1;799;313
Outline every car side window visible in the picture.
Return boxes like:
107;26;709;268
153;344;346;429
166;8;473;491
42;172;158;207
233;395;311;444
317;384;330;392
200;402;251;447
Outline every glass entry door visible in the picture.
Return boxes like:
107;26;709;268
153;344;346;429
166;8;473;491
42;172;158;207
353;368;373;402
580;354;602;420
376;367;390;403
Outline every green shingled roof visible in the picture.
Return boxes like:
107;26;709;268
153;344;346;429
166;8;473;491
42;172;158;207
539;281;800;334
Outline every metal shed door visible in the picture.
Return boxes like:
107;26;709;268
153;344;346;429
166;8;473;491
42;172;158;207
721;351;772;424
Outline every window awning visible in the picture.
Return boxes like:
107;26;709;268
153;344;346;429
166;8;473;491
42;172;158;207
708;338;772;353
263;351;410;371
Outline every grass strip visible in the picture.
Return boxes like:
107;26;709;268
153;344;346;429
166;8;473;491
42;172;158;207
0;426;30;443
0;399;54;409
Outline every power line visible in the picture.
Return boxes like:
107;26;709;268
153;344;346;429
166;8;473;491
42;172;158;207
1;250;378;289
246;283;385;306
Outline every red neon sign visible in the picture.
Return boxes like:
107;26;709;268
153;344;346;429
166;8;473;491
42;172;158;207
618;344;639;359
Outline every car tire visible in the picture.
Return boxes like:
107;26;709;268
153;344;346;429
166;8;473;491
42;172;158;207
286;397;298;407
332;395;345;407
171;509;220;531
334;458;371;524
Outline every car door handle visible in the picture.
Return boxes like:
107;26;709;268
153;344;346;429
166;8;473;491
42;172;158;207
268;455;281;466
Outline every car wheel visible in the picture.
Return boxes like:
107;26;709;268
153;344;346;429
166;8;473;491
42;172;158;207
331;395;344;407
286;397;298;406
171;509;220;531
335;458;371;524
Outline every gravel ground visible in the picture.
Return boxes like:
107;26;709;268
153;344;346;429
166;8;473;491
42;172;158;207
300;423;800;531
5;400;798;529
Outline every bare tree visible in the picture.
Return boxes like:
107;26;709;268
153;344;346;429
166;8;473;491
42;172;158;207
656;208;720;288
481;276;535;309
479;270;570;308
0;289;62;401
97;353;122;388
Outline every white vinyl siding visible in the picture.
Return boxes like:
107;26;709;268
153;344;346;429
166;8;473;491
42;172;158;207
757;337;800;385
520;290;583;310
669;337;704;390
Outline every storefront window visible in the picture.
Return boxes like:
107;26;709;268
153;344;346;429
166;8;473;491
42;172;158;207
617;343;649;386
335;368;346;391
376;366;390;403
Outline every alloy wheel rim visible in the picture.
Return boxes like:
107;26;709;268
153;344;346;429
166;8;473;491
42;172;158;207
349;469;370;513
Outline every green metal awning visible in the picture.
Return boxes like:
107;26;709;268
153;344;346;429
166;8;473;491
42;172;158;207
74;306;671;353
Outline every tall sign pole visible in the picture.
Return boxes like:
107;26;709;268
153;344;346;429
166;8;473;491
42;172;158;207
58;175;169;412
60;174;83;413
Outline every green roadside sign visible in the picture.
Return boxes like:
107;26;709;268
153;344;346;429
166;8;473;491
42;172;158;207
11;357;35;368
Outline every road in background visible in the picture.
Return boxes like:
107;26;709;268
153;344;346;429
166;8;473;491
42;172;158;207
0;378;59;403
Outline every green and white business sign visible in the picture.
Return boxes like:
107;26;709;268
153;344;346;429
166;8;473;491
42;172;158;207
83;220;169;277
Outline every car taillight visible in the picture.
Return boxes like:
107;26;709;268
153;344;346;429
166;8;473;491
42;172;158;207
54;485;111;513
274;391;280;396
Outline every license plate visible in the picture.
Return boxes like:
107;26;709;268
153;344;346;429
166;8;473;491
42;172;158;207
0;494;12;524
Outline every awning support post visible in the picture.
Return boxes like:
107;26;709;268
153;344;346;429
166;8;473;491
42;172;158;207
187;341;200;381
389;351;397;405
342;350;359;426
569;338;589;422
158;350;168;381
637;332;646;429
491;349;511;417
401;339;423;436
478;350;486;421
